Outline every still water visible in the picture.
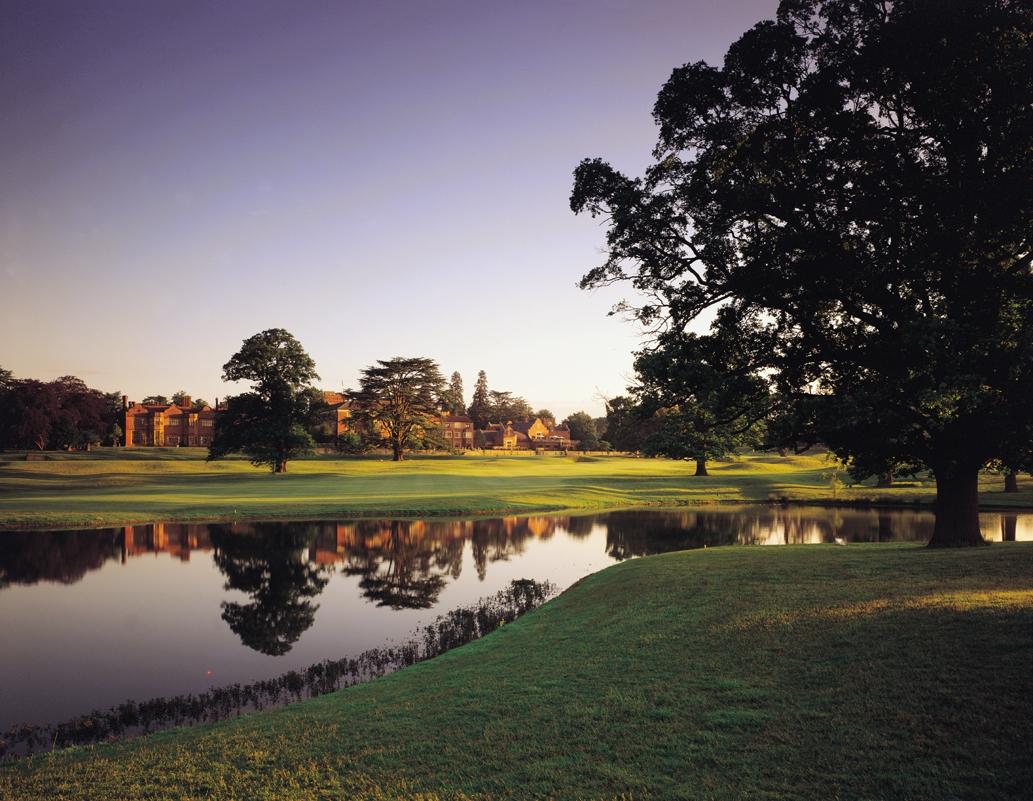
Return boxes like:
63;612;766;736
1;506;1030;729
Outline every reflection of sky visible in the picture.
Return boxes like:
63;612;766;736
0;507;1029;728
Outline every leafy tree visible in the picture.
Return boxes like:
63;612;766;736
171;390;190;406
603;395;658;453
348;357;446;461
443;372;465;415
535;409;556;428
571;0;1033;546
632;309;772;475
192;398;210;410
208;329;320;473
2;380;59;450
0;367;12;391
0;376;113;451
562;411;600;451
141;395;169;406
467;370;491;429
488;390;533;423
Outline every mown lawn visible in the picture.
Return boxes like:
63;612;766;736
0;449;1029;529
2;543;1030;800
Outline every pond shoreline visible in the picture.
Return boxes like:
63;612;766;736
4;543;1029;800
1;495;1031;533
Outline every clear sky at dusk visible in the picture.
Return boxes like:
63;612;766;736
2;0;777;418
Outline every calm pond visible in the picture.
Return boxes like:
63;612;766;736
1;505;1030;729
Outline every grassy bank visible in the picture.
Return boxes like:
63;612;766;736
0;450;1029;529
2;543;1030;800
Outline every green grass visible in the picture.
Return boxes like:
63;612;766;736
0;449;1029;529
2;543;1030;800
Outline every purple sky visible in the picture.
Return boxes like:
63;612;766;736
1;0;777;417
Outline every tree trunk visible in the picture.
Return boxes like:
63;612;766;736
694;457;708;477
274;459;287;473
393;444;404;462
778;448;788;457
1004;470;1019;493
1001;514;1017;542
928;466;985;547
876;471;893;488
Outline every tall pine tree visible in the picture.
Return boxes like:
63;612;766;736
444;372;465;415
467;370;491;429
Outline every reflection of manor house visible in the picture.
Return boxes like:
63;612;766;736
123;395;219;447
481;417;576;450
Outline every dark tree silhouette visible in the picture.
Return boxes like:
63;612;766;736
348;357;446;461
572;0;1033;546
467;370;491;430
632;307;772;474
443;372;465;415
211;523;330;655
208;329;320;473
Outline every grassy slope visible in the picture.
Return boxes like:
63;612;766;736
2;543;1030;800
0;450;1029;529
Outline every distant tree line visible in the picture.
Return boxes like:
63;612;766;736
0;368;122;451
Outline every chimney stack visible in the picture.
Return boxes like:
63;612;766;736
121;394;128;411
179;395;191;409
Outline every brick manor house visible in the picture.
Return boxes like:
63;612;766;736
123;395;219;447
125;391;577;451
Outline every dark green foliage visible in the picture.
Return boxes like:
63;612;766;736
572;0;1033;544
348;357;446;461
562;411;600;450
208;329;319;473
467;370;491;429
488;390;533;424
633;308;772;473
602;395;654;453
0;374;117;451
141;395;168;406
442;372;465;416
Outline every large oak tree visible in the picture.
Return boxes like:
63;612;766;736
572;0;1033;546
208;329;320;473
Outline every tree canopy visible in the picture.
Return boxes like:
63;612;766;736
0;373;118;450
443;372;466;415
467;371;491;429
562;411;600;451
208;329;320;473
571;0;1033;546
632;307;772;474
348;357;446;461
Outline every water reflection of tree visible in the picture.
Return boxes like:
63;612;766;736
603;511;743;560
0;529;120;588
210;523;331;656
601;507;941;556
340;520;461;609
